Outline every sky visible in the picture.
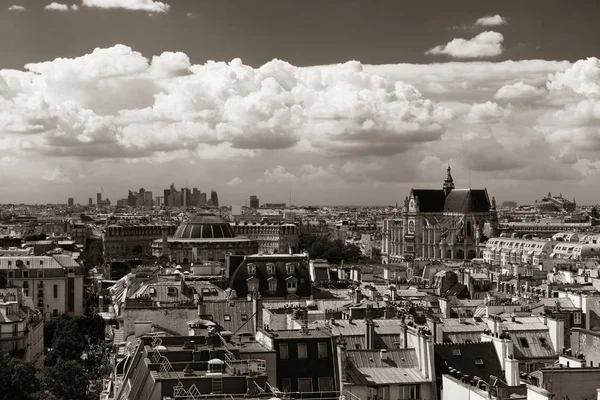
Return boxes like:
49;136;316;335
1;0;600;206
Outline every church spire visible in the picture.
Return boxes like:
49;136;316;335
443;164;455;197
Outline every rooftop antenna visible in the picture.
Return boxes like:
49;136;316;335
289;190;292;207
469;169;471;189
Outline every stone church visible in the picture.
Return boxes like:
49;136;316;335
382;166;498;263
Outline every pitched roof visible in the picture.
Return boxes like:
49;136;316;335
510;331;556;360
434;342;505;395
346;349;427;385
443;189;491;213
410;189;447;213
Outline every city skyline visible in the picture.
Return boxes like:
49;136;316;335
1;0;600;205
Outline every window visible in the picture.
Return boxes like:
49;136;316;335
23;271;29;278
539;337;549;349
318;342;328;359
23;281;28;289
37;270;43;278
7;261;11;266
267;263;275;275
241;313;248;321
167;287;178;296
452;348;462;356
286;263;295;275
287;280;297;290
149;287;156;297
224;314;231;321
39;260;43;266
574;312;582;325
297;343;308;359
318;377;333;392
519;338;529;348
53;285;58;298
297;378;312;392
26;261;30;266
268;279;277;294
474;357;485;366
7;271;13;278
12;324;18;337
409;385;421;400
247;263;256;275
281;378;291;392
279;343;289;359
53;309;59;317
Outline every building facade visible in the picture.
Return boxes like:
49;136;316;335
231;221;298;254
104;224;177;261
0;287;44;367
0;254;85;318
382;166;498;263
152;212;258;264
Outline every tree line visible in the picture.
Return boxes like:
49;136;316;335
0;313;107;400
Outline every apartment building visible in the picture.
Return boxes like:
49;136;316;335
0;254;85;318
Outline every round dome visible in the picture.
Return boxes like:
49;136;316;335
174;212;236;239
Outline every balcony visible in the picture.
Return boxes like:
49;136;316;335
0;331;26;341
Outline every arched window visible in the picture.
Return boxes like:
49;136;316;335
466;221;472;237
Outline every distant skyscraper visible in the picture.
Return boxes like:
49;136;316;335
68;198;74;207
97;193;102;205
163;189;170;207
88;198;93;206
210;190;219;207
249;195;259;208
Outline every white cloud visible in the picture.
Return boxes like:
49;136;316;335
547;57;600;97
45;3;77;11
261;166;298;184
426;31;504;59
42;166;86;183
6;44;600;203
494;82;547;101
226;177;243;185
8;4;25;11
475;15;507;27
82;0;170;13
467;101;510;123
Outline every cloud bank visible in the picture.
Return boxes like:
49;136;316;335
2;45;600;204
82;0;170;13
426;31;504;58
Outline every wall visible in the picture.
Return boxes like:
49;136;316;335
441;376;487;400
571;329;600;367
123;307;198;336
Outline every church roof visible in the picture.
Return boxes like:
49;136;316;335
443;189;491;213
411;189;447;212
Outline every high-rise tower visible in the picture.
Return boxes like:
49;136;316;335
443;165;455;197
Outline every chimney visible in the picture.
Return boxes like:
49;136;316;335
402;323;408;349
355;288;363;303
505;356;520;386
252;294;263;334
365;319;375;349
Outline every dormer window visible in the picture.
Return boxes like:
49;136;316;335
246;276;259;293
267;263;276;275
286;276;298;294
167;287;178;296
285;263;295;275
149;287;156;297
268;277;277;294
247;263;256;275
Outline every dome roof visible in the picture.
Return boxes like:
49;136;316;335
174;212;236;239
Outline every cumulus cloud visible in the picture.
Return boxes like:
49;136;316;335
475;15;507;27
8;4;25;11
494;82;547;101
547;57;600;97
82;0;170;13
42;166;86;183
467;101;510;123
226;177;243;185
45;3;77;11
261;166;298;184
426;31;504;59
0;46;453;163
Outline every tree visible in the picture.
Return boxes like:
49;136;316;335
0;356;42;400
39;358;89;400
46;317;86;366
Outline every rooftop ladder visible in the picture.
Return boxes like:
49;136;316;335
212;377;223;394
